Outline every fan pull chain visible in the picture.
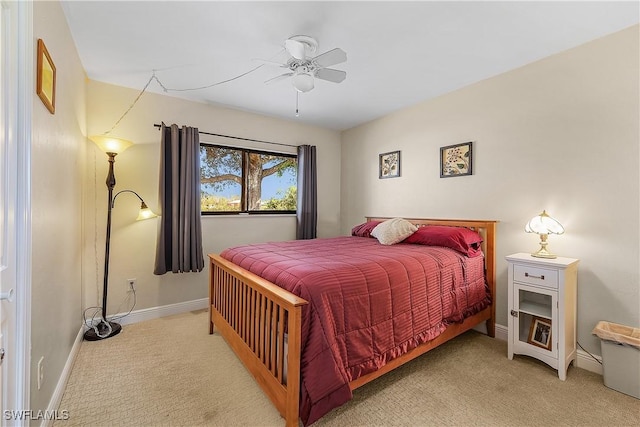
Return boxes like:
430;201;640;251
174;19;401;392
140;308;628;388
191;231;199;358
296;91;300;117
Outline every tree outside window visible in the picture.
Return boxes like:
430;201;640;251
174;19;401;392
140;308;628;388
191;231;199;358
200;144;297;214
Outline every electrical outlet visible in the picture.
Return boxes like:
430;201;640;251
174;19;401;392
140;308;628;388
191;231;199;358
127;278;136;292
37;356;44;390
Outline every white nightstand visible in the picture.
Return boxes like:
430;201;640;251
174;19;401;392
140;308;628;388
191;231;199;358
506;253;579;380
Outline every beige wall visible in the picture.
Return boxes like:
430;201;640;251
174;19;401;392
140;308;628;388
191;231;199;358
341;26;640;355
85;81;342;316
32;0;87;413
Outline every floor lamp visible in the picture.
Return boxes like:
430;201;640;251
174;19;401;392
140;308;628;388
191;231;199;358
84;136;156;341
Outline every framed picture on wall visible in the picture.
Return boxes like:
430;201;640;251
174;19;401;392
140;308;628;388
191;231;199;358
440;141;472;177
379;150;401;179
36;39;56;114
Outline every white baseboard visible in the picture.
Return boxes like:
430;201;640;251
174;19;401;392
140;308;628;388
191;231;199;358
576;349;603;375
494;323;508;341
108;297;208;326
472;322;508;341
41;327;84;427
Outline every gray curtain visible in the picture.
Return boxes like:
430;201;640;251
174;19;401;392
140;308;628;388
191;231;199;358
296;144;317;239
154;124;204;274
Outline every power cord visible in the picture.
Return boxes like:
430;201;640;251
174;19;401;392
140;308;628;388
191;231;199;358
110;287;137;322
82;307;112;339
82;307;102;328
577;341;603;365
83;287;137;337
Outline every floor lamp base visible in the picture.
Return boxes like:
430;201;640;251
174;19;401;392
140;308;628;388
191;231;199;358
83;320;122;341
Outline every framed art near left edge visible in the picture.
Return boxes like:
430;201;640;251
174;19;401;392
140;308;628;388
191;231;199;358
36;39;56;114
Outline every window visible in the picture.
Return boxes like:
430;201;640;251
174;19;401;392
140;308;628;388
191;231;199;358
200;144;297;214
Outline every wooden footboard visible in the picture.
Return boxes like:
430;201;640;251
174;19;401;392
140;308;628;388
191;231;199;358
209;217;497;426
209;253;308;427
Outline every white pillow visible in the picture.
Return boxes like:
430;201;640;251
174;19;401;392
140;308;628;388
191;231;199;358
371;218;418;245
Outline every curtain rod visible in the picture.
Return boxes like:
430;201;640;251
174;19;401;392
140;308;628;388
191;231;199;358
153;123;299;148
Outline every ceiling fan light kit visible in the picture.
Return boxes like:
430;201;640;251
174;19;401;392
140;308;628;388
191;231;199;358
292;72;314;93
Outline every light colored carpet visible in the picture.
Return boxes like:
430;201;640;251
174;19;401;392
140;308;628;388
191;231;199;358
55;310;639;426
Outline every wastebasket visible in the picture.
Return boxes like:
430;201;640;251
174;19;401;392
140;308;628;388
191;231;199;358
592;321;640;399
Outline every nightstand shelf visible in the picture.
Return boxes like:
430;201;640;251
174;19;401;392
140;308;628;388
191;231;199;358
519;300;552;319
506;253;579;380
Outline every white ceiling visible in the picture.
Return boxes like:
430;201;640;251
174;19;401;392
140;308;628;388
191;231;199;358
61;1;639;131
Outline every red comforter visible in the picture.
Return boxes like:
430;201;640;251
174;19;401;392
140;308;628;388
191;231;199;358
221;236;490;425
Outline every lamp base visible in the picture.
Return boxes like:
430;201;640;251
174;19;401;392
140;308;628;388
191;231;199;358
83;320;122;341
531;248;558;259
531;237;557;259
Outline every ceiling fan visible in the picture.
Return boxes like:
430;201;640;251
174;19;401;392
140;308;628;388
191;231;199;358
261;35;347;93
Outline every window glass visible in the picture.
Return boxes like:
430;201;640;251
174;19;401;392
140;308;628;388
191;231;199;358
200;145;297;214
250;153;297;211
200;146;242;212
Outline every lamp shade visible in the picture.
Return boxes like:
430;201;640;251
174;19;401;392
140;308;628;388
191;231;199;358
292;72;314;93
136;201;158;221
90;135;133;154
525;210;564;258
525;210;565;235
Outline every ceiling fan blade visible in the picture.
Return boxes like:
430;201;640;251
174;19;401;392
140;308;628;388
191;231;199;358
313;48;347;68
285;39;306;60
264;73;293;84
315;68;346;84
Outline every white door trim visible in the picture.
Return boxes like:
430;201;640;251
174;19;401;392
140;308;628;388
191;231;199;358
0;0;30;422
14;0;32;418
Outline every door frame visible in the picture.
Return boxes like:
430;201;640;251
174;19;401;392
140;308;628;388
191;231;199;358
15;0;32;417
1;0;32;419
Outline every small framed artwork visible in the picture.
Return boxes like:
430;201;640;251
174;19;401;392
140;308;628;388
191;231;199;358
379;150;401;179
36;39;56;114
528;316;552;351
440;141;472;178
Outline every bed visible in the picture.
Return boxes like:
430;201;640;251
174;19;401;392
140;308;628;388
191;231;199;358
208;217;497;426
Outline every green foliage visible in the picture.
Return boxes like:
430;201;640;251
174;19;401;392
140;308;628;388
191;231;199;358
261;186;297;210
200;146;242;192
201;194;240;212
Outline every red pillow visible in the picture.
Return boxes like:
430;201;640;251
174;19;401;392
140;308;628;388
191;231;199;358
351;220;382;238
403;225;484;257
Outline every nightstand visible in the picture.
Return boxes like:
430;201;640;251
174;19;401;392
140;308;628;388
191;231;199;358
506;253;579;380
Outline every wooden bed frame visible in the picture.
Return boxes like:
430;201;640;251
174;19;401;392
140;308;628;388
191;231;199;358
208;217;497;426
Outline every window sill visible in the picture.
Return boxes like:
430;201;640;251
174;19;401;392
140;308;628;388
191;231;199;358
201;213;296;219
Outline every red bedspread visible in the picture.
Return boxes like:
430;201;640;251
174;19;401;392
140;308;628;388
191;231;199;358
220;236;490;425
